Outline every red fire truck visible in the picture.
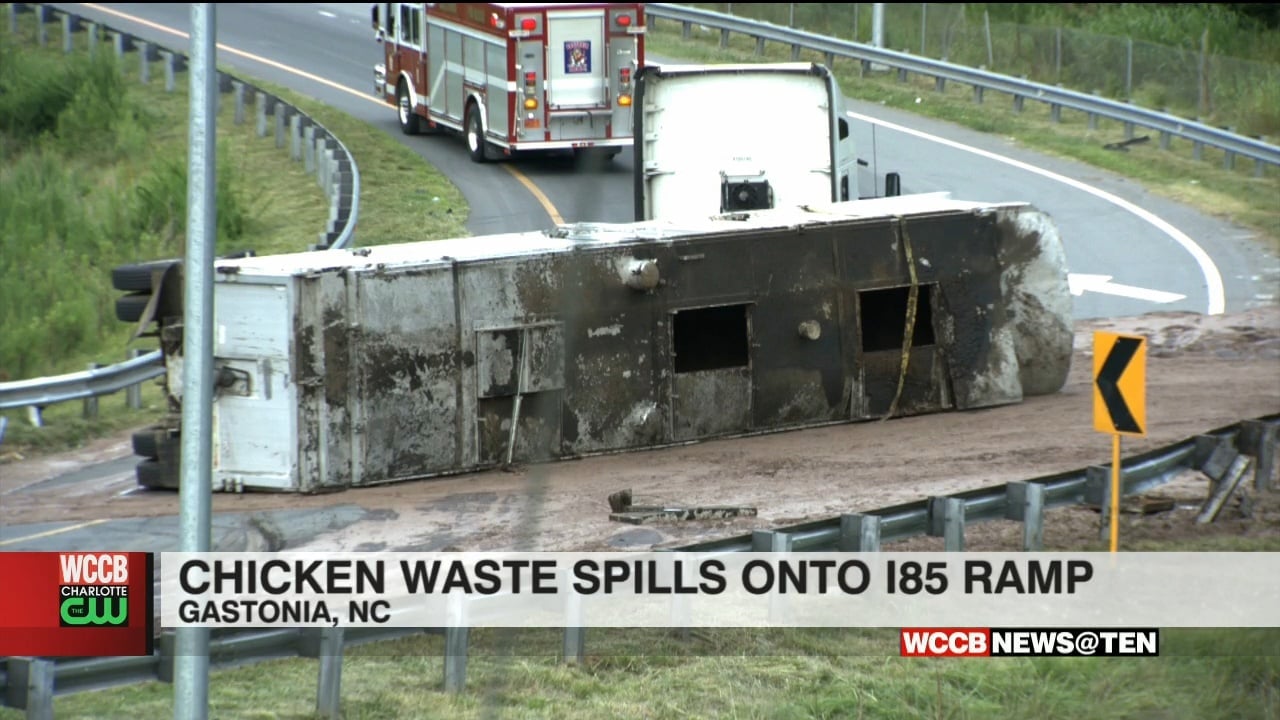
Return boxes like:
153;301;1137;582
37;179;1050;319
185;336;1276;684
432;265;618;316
372;3;645;163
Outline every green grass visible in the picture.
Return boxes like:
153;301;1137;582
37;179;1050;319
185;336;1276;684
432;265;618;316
0;14;469;459
643;23;1280;256
9;533;1278;720
679;3;1280;137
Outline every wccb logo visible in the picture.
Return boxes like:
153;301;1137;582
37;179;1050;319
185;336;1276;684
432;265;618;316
59;553;130;627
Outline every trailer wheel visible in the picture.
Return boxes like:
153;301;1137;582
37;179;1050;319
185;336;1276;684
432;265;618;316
135;459;178;490
112;259;180;293
131;427;160;459
115;293;152;323
465;104;488;163
397;80;420;135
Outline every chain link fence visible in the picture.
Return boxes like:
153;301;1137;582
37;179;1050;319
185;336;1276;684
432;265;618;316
690;3;1280;139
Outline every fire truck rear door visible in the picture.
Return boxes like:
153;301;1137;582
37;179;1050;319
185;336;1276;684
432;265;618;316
546;8;607;108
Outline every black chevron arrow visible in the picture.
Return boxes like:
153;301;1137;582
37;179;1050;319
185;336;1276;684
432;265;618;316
1096;337;1142;434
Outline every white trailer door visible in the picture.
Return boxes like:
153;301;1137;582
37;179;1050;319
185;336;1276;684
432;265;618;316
546;9;606;108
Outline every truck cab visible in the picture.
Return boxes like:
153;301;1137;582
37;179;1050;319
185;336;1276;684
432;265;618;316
632;62;863;221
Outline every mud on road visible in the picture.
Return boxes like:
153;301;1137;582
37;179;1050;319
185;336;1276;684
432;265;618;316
2;307;1278;552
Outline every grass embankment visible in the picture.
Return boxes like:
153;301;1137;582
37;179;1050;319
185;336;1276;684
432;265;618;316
9;534;1277;720
646;12;1280;255
0;20;468;457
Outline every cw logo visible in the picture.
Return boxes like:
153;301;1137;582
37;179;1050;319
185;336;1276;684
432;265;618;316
60;597;128;626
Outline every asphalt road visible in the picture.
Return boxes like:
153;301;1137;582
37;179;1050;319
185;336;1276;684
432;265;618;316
6;2;1277;554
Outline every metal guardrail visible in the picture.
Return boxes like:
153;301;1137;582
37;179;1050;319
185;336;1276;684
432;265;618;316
0;352;165;412
2;414;1275;714
645;3;1280;175
0;2;360;424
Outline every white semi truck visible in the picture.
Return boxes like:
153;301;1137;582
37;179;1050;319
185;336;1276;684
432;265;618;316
631;61;899;221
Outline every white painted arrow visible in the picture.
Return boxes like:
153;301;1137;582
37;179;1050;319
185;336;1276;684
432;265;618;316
1068;273;1187;304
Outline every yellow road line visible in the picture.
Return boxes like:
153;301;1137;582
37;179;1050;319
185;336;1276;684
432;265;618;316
501;165;565;225
79;3;567;227
0;518;109;547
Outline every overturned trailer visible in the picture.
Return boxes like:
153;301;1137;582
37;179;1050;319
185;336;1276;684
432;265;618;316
133;194;1072;492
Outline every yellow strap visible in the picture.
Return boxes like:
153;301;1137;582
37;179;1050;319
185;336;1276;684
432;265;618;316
881;218;918;422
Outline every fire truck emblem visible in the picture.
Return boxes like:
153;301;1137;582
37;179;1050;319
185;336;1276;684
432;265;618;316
564;41;591;73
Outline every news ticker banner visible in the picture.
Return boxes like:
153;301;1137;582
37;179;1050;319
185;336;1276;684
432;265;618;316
0;552;154;657
158;551;1280;630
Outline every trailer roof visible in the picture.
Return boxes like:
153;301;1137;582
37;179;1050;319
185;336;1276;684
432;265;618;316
214;194;1024;279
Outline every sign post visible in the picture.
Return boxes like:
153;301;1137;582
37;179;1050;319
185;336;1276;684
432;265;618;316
1092;332;1147;553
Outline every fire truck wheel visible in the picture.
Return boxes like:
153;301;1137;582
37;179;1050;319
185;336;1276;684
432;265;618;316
465;104;488;163
397;81;420;135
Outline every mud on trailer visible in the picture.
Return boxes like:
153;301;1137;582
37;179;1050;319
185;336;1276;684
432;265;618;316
118;194;1073;492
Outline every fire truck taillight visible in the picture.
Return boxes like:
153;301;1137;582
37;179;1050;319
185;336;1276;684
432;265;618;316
520;18;537;31
617;94;632;107
524;72;537;87
525;98;539;110
620;68;631;84
616;14;632;27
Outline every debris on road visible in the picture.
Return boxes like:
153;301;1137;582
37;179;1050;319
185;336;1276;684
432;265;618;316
607;488;757;525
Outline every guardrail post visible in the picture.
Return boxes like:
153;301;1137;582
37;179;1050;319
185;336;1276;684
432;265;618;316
681;20;691;40
1123;119;1135;140
21;657;54;720
291;114;303;161
896;66;908;83
752;35;765;56
1239;420;1277;492
83;363;101;419
7;3;18;35
275;104;288;149
315;626;345;719
138;41;150;83
562;575;586;665
443;626;469;693
87;21;97;57
126;348;145;409
942;498;965;551
1192;141;1203;161
1012;94;1024;114
256;91;270;137
790;43;800;61
36;4;47;46
1005;482;1045;551
753;530;793;622
158;629;177;683
1187;430;1218;466
443;593;468;693
234;82;247;125
972;85;983;104
1223;151;1236;171
838;513;881;551
719;28;729;49
162;51;174;92
27;405;43;428
112;31;132;59
1050;100;1061;123
305;125;317;173
1159;131;1171;150
61;12;78;53
935;76;945;93
1084;465;1113;540
0;416;8;447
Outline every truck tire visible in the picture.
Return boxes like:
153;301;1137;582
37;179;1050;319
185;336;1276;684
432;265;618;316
112;259;180;293
116;293;151;323
131;427;160;459
465;104;488;163
135;459;178;490
397;80;420;135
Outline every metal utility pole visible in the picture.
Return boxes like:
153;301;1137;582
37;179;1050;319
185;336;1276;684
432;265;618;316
872;3;885;48
174;4;216;720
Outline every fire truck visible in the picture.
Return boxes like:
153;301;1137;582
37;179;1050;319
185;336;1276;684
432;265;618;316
372;3;645;162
